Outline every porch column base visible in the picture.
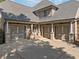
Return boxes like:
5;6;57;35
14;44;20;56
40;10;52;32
5;33;11;43
69;33;75;43
37;32;41;36
61;34;66;41
51;32;55;40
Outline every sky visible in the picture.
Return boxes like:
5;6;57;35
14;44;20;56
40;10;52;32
11;0;70;7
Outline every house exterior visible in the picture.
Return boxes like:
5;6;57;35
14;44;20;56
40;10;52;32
0;0;79;43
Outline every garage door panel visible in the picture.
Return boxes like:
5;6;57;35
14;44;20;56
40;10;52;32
55;24;62;39
18;26;25;39
54;23;70;40
9;25;17;40
41;24;51;39
9;24;26;40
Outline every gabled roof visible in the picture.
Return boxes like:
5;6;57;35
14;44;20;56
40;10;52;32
52;0;79;20
33;0;57;11
0;0;39;22
39;0;79;22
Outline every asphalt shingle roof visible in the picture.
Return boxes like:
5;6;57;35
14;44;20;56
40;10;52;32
0;0;79;22
33;0;57;11
0;0;39;22
38;0;79;22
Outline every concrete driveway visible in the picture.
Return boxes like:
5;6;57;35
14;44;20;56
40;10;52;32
0;39;79;59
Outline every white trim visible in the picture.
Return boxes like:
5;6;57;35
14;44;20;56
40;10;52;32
74;20;77;40
31;24;33;33
6;22;9;33
52;9;55;16
51;24;54;33
70;22;74;34
51;24;55;40
38;25;41;35
17;26;19;34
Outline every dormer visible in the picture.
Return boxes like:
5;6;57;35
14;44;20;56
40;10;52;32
33;0;58;18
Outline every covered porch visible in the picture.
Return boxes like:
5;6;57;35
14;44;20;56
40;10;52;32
38;19;77;43
5;19;78;44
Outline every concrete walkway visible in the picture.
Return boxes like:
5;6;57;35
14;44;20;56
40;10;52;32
50;40;79;59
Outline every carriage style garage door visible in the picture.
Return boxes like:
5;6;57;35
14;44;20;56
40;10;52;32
9;24;26;41
40;24;51;39
54;23;70;40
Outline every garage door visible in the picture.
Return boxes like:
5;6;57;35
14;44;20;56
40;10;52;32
18;26;26;39
54;24;62;40
40;24;51;39
9;25;17;40
54;23;70;40
9;24;26;41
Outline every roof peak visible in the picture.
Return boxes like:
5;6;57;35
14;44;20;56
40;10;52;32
70;0;78;1
33;0;56;11
6;0;10;1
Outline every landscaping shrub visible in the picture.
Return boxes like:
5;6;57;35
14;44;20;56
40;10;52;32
0;29;5;44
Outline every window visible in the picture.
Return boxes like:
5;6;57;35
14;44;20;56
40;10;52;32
44;10;48;17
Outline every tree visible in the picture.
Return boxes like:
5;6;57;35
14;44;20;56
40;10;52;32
0;0;5;2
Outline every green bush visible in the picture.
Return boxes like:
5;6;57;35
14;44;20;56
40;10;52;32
0;29;5;44
0;0;5;3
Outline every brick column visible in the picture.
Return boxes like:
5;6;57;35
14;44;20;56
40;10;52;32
51;24;55;40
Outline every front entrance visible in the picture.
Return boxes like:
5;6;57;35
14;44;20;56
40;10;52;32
9;24;26;41
54;23;70;41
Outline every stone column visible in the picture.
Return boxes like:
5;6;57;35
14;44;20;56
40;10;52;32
70;22;73;33
16;26;19;40
38;25;41;36
69;21;74;42
6;22;9;33
61;25;65;40
31;24;33;34
51;24;55;40
5;22;10;43
74;20;77;42
30;24;34;39
25;25;27;39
